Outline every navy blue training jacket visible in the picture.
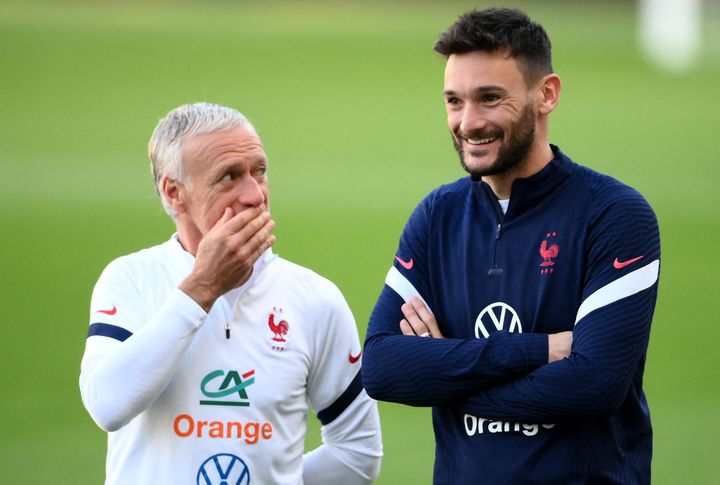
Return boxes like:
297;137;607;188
363;146;660;484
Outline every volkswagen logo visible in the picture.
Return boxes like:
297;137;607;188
197;453;250;485
475;302;522;338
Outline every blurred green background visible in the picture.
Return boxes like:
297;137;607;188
1;0;718;483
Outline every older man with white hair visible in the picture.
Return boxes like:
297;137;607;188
80;102;382;485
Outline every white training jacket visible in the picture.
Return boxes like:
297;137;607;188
80;235;382;485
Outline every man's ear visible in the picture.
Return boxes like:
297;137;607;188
161;175;186;214
537;73;562;115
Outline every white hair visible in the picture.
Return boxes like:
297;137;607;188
148;102;257;218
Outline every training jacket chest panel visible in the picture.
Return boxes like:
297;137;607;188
429;171;588;338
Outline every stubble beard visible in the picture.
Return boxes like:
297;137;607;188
453;104;537;178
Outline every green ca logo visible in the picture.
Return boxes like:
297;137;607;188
200;369;256;406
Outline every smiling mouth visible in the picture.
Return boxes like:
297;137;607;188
466;136;498;145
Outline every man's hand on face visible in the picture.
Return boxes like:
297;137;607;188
179;207;276;312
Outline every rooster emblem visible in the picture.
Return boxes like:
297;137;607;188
539;232;559;275
539;239;559;267
268;307;289;342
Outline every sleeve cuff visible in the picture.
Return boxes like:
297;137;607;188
164;288;209;330
506;332;548;372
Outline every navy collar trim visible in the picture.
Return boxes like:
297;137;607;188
470;145;574;219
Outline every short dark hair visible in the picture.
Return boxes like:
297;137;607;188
434;8;553;83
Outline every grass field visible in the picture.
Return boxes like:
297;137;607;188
1;0;719;483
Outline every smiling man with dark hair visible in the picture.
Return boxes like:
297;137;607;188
363;8;660;484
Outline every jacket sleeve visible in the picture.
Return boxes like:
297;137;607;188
303;279;382;484
454;188;660;421
363;194;548;407
79;258;207;432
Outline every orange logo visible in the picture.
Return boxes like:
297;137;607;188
173;414;273;444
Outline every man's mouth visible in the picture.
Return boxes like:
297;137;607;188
466;136;498;145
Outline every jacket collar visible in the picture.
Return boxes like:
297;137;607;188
470;145;574;219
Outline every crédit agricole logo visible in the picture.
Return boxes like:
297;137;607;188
200;369;256;406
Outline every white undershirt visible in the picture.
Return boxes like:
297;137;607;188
498;199;510;214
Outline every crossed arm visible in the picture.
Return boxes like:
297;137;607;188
362;285;571;407
365;254;658;422
400;297;573;364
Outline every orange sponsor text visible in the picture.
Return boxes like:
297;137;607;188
173;414;273;444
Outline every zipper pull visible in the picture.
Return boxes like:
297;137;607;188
225;322;230;339
496;223;502;240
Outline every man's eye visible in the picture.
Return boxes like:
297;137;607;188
445;97;461;107
483;94;500;103
220;173;233;182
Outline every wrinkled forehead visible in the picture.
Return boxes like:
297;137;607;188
182;126;267;175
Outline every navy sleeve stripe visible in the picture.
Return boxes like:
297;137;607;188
87;322;133;342
317;370;363;425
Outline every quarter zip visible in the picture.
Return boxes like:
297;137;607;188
487;191;505;277
488;225;504;276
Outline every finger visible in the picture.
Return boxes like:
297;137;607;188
211;207;234;230
238;218;276;254
205;207;254;242
229;219;276;269
399;319;416;336
408;297;442;338
224;210;271;246
251;232;276;261
401;302;430;337
222;207;266;236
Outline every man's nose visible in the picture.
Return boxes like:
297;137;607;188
236;176;266;208
459;104;488;136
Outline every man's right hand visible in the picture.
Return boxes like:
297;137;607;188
548;331;573;363
179;207;276;312
399;297;445;339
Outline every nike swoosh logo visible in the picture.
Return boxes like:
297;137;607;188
395;256;414;270
96;306;117;316
348;351;362;364
613;256;644;269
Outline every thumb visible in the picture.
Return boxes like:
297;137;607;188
207;207;234;235
217;207;234;225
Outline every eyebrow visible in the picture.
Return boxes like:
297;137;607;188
443;85;507;97
216;156;266;171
